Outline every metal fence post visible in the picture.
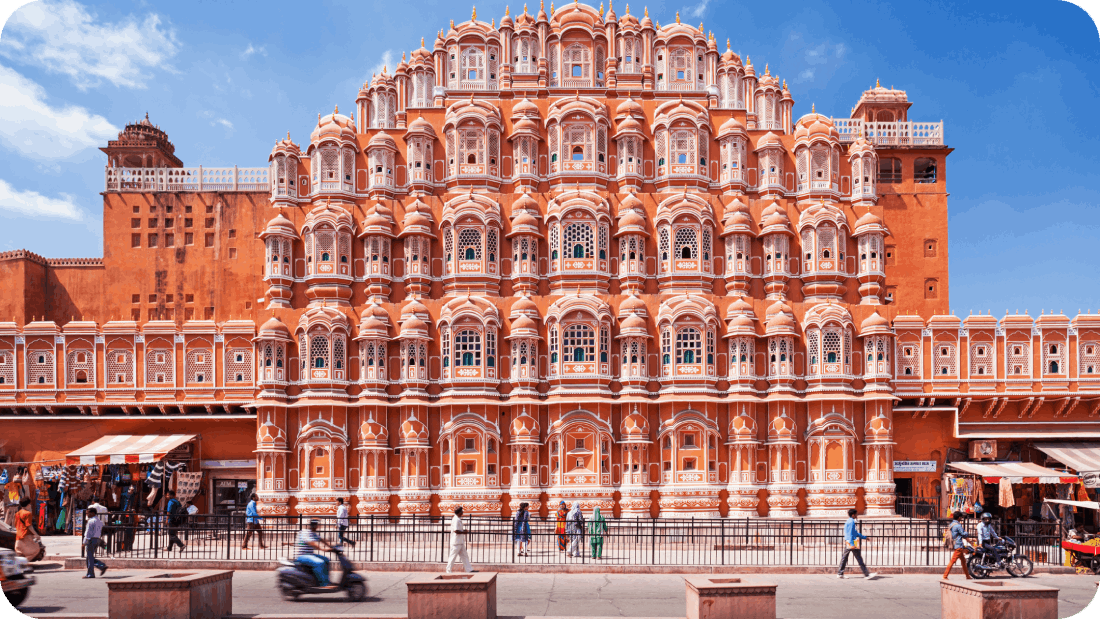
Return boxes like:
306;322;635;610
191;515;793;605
441;515;446;564
369;514;375;562
225;514;231;561
720;517;725;565
651;518;656;565
789;520;795;565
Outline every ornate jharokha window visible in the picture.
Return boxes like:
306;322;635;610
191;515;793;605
864;337;891;378
768;336;794;378
304;224;352;277
364;236;391;276
360;340;387;382
271;153;297;198
266;237;292;277
443;325;497;381
260;342;286;382
513;35;537;74
300;330;347;382
445;226;499;275
729;337;754;379
619;36;642;74
404;236;430;277
720;136;745;182
661;324;716;378
807;326;852;377
620;339;647;379
511;236;537;276
511;340;537;381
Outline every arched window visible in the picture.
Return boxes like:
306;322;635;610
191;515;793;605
455;329;482;367
563;324;595;363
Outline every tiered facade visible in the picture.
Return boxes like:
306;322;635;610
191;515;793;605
7;3;1092;519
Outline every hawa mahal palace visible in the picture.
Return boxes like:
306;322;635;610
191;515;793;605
3;2;1097;519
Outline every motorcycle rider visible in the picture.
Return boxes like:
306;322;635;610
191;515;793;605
977;512;1003;565
295;518;336;590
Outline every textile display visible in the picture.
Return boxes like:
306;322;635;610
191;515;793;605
175;473;202;503
999;477;1015;508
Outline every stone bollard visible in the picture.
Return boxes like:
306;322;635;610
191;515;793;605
107;570;233;619
940;579;1059;619
684;576;778;619
407;572;497;619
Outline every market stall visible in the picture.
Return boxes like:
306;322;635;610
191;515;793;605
944;461;1079;521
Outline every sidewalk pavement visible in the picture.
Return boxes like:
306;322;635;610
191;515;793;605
14;568;1100;619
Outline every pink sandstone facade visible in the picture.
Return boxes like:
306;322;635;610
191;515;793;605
2;3;1096;519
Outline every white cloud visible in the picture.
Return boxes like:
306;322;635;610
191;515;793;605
369;50;395;80
0;65;118;160
0;0;179;89
240;44;266;60
215;118;233;129
799;69;815;81
0;178;84;221
686;0;709;18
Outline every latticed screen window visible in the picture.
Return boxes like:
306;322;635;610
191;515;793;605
446;132;456;175
549;127;559;171
1081;342;1100;375
563;324;595;363
1007;343;1030;376
186;348;213;383
461;130;484;165
106;349;134;384
333;336;345;371
1045;343;1065;374
662;329;672;365
227;348;252;383
549;44;559;85
564;44;591;82
66;349;93;384
658;227;670;262
0;349;13;386
935;344;956;376
549;325;559;364
310;335;330;369
486;329;496;368
811;146;830;181
674;226;698;261
321;149;338;181
972;343;998;378
808;329;820;368
675;328;701;364
563;124;593;162
487;228;498;264
458;228;483;262
513;36;535;73
655;129;667;166
146;348;173;384
455;329;482;367
896;343;920;377
488;46;499;81
600;326;609;363
443;228;454;266
672;130;695;165
461;47;485;82
563;222;594;259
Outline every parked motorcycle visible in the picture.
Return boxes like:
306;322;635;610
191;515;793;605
276;545;367;601
1;547;36;607
967;536;1034;578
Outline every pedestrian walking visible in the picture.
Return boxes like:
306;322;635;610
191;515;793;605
588;506;607;559
336;497;356;548
446;506;472;573
837;508;877;579
165;490;186;552
513;502;531;556
13;499;41;561
942;510;973;579
567;502;585;557
83;507;107;579
555;501;568;552
241;493;266;550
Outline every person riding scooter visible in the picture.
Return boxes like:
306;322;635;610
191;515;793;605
295;519;336;590
977;512;1003;565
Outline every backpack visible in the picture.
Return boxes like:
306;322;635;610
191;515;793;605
167;498;183;526
942;526;954;550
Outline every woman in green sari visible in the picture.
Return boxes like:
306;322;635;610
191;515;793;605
588;507;607;559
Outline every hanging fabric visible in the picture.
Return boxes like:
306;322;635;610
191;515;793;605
175;472;202;503
999;477;1015;507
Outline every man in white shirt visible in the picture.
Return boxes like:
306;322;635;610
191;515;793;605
83;507;108;578
336;497;355;548
446;507;472;573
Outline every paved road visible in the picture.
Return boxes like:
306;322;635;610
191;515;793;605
15;567;1100;618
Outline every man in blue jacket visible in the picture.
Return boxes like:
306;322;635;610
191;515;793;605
241;493;266;550
837;508;877;580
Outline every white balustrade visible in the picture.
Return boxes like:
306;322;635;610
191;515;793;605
105;166;270;192
831;119;944;146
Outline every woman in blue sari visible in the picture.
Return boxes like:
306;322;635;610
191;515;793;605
513;502;532;556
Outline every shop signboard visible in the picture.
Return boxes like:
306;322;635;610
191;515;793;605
1082;471;1100;488
894;460;938;473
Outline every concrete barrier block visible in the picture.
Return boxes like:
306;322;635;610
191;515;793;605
684;576;777;619
940;579;1059;619
406;572;497;619
106;570;233;619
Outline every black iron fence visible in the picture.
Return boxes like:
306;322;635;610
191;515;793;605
894;496;941;520
82;512;1066;568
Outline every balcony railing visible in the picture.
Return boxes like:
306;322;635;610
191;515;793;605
832;120;944;146
105;166;269;193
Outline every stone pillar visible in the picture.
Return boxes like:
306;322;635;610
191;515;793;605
684;576;777;619
407;572;497;619
940;579;1058;619
107;570;233;619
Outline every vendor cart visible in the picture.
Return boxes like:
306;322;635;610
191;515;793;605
1048;498;1100;574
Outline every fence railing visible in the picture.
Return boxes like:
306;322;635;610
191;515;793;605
84;513;1064;568
105;167;269;192
832;119;944;146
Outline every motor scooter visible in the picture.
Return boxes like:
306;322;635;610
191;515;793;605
276;545;367;601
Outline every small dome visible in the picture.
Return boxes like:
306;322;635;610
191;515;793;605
311;110;356;144
718;116;746;137
257;417;287;449
400;316;428;334
615;210;646;236
619;294;647;315
368;131;397;150
259;315;290;335
619;312;648;334
400;414;429;443
755;131;784;150
359;413;389;444
729;413;756;439
405;116;436;138
615;116;644;135
513;97;539;116
511;314;538;331
616;97;643;117
621;407;649;438
512;211;539;228
511;295;539;315
512;117;539;135
261;212;298;239
860;311;891;336
511;408;541;440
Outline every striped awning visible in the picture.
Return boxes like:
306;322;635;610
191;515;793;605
66;434;197;465
947;461;1078;484
1035;443;1100;474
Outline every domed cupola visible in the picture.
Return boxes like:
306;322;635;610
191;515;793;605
509;98;542;187
364;131;397;198
404;116;438;192
308;106;358;199
254;315;293;397
724;296;758;391
259;212;300;309
354;302;392;396
852;207;890;304
398;198;435;298
616;294;652;394
717;115;747;191
752;64;789;132
753;130;786;194
506;191;542;295
269;134;302;206
614;97;647;189
506;295;542;396
359;202;397;299
719;197;755;295
793;110;842;200
614;192;648;294
797;198;850;302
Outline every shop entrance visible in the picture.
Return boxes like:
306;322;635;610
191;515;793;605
213;479;255;516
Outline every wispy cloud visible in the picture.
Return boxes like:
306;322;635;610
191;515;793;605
685;0;709;19
0;65;118;160
0;179;84;221
369;50;395;80
790;36;848;83
240;43;266;60
0;0;179;89
215;118;233;129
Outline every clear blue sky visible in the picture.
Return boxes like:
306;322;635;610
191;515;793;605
0;0;1097;315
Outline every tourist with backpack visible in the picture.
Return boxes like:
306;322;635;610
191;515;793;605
165;490;186;552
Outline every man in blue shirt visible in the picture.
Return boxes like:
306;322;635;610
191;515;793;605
837;508;877;580
942;510;973;579
977;512;1003;565
241;493;266;550
165;490;186;552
